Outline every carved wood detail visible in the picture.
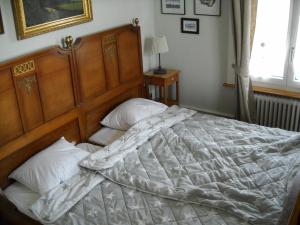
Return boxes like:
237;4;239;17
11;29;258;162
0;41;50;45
104;45;117;57
102;34;117;45
17;76;36;94
13;60;35;76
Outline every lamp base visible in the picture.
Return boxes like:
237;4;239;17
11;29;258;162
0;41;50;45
154;67;167;75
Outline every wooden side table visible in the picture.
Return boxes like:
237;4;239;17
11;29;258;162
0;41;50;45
144;69;180;106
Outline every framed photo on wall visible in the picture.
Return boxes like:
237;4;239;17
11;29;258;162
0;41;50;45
194;0;221;16
11;0;93;39
161;0;185;15
181;18;199;34
0;8;4;34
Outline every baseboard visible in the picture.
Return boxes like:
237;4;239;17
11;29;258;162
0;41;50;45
179;104;235;119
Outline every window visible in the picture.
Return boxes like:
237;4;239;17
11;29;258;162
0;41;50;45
293;18;300;82
250;0;300;89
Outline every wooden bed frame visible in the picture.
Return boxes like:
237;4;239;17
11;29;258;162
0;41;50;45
0;23;299;225
0;23;144;224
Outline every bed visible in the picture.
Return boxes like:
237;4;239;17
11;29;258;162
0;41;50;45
0;23;299;225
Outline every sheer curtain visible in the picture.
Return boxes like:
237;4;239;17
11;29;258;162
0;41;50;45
232;0;257;123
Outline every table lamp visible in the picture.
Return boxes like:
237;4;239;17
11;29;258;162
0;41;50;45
151;35;169;75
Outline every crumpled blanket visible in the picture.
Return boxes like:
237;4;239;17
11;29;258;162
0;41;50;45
31;106;300;225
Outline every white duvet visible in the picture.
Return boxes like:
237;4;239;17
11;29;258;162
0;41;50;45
28;107;300;225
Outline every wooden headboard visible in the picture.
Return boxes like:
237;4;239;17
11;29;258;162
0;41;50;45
73;24;144;139
0;24;144;189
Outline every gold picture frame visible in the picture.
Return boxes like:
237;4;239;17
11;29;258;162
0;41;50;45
12;0;93;39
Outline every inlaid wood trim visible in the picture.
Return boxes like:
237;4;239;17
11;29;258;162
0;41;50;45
104;45;117;57
17;76;37;94
102;34;117;45
13;60;35;76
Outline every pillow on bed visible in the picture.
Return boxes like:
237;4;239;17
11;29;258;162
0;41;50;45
101;98;168;130
88;127;125;146
9;137;89;195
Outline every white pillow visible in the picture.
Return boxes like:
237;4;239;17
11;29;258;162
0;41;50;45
101;98;168;130
88;127;125;146
9;137;89;195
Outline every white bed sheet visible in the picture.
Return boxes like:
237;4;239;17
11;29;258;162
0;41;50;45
88;127;125;146
76;142;104;153
3;143;103;220
4;182;40;220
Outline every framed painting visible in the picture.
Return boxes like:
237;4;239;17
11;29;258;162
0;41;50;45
0;8;4;34
181;18;199;34
161;0;185;15
12;0;93;39
194;0;221;16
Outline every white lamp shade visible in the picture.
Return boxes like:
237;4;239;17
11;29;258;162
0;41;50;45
150;36;169;54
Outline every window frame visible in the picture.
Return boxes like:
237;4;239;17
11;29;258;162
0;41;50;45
287;0;300;88
250;0;300;90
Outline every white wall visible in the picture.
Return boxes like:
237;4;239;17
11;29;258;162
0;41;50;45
154;0;236;117
0;0;236;116
0;0;156;71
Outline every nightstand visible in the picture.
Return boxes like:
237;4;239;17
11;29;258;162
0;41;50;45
144;69;180;106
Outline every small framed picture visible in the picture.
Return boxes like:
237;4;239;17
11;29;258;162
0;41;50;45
194;0;221;16
0;8;4;34
181;18;199;34
161;0;185;15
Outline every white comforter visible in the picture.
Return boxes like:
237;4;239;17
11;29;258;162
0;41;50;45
31;106;300;225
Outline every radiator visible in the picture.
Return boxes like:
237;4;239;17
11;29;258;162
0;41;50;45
255;94;300;132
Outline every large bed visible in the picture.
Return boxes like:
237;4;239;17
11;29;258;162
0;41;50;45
0;23;299;225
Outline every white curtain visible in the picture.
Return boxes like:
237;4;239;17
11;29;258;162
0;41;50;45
232;0;257;123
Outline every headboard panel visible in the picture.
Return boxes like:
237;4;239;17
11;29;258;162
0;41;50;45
0;47;77;146
0;24;144;189
73;24;143;103
0;47;80;189
36;50;76;121
73;24;144;139
0;68;23;146
74;33;107;101
117;27;142;83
